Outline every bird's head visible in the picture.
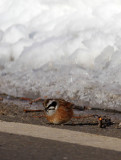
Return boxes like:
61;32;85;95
43;99;59;116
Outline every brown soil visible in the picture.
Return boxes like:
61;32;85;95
0;96;121;138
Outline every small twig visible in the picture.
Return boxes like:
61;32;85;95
29;97;44;104
72;114;98;119
33;115;45;118
20;97;32;101
0;97;3;101
24;109;44;113
98;117;103;128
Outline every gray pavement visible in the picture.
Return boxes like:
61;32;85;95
0;132;121;160
0;121;121;152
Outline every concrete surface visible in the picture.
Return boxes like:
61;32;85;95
0;120;121;152
0;132;121;160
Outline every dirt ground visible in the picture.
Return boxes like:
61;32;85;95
0;95;121;138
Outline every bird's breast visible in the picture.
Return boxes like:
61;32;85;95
45;106;73;124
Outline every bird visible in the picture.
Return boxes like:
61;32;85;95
43;99;73;124
24;97;99;125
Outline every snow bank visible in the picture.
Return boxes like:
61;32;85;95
0;0;121;111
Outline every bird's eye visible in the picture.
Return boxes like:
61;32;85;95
49;101;57;107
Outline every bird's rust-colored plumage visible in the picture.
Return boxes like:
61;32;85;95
43;99;73;124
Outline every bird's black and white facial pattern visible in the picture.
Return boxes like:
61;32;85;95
45;100;59;116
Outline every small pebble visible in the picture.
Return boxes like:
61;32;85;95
119;122;121;127
116;122;121;129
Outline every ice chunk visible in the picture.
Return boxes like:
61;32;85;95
0;43;12;68
2;24;27;43
94;46;114;70
0;30;3;41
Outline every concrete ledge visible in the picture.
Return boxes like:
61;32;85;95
0;120;121;152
